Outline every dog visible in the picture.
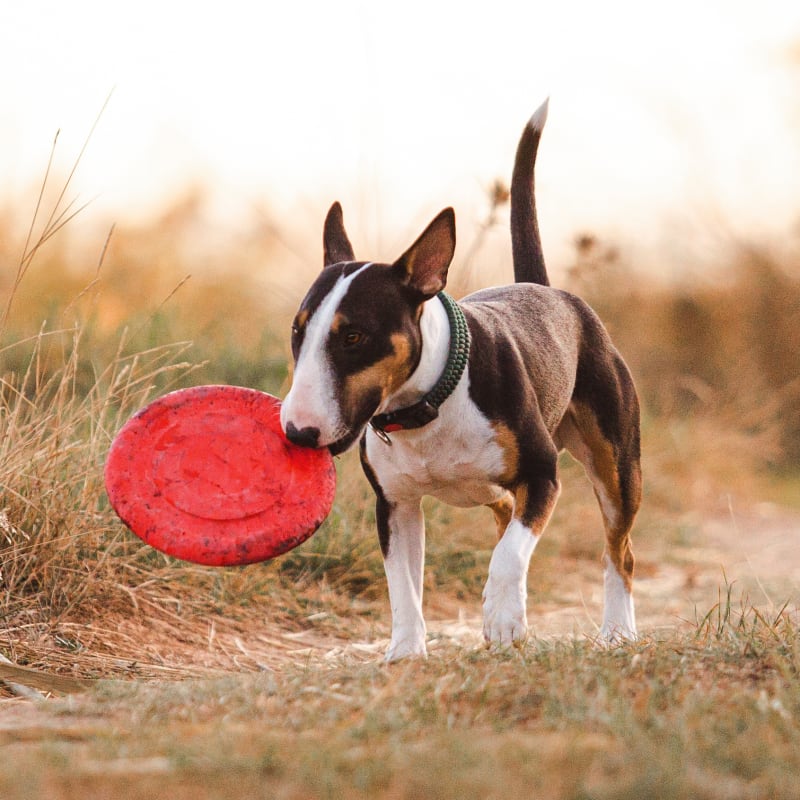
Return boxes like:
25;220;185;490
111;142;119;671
280;99;641;661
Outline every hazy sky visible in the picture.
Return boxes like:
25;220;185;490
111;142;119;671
1;1;799;272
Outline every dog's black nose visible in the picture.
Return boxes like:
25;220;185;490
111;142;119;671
285;422;321;449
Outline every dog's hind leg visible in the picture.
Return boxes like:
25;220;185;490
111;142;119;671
558;376;641;642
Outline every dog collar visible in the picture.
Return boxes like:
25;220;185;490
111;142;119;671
369;292;470;444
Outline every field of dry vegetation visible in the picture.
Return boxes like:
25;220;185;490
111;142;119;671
0;157;798;798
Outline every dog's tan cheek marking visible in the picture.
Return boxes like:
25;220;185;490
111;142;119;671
341;334;415;416
491;422;520;484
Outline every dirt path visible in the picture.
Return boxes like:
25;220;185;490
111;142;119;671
295;503;800;657
0;505;797;700
428;504;799;646
0;505;795;799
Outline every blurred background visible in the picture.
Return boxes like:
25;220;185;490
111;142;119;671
2;0;799;453
2;0;799;268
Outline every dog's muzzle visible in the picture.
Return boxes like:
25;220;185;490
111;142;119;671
284;422;321;449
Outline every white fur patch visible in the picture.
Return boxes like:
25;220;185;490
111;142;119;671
594;483;620;530
482;519;540;645
364;298;508;508
281;264;370;444
365;371;509;509
600;554;637;642
528;97;549;132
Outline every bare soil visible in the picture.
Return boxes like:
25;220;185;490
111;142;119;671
428;503;799;647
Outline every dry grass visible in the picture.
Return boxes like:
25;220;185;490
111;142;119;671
0;601;798;800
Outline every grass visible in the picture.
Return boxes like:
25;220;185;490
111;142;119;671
0;135;799;797
1;601;798;799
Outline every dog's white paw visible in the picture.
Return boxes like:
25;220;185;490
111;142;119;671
599;621;637;646
385;622;427;662
600;555;636;645
482;520;536;647
385;635;427;663
482;575;528;646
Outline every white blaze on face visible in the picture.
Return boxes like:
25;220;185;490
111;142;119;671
281;264;370;445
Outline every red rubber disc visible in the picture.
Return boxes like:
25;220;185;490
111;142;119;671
104;386;336;566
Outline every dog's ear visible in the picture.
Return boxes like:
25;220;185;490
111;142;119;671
323;202;355;267
393;208;456;298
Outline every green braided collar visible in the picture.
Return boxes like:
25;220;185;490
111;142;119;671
369;292;471;442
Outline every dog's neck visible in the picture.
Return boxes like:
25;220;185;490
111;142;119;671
378;295;451;415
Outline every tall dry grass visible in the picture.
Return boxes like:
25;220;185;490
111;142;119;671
0;145;313;669
0;176;202;637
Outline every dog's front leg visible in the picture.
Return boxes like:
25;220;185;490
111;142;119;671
482;519;539;645
382;500;427;662
483;477;560;647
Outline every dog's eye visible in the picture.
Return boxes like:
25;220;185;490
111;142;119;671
344;330;364;347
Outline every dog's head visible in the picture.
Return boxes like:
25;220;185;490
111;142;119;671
280;202;456;454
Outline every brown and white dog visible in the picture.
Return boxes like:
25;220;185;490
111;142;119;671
280;100;641;661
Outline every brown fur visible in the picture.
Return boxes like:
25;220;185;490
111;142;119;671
556;402;640;592
341;334;415;417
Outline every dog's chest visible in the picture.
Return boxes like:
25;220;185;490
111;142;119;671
364;380;508;507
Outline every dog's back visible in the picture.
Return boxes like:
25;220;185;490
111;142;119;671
461;284;581;431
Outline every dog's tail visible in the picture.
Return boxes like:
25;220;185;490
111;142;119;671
510;98;549;286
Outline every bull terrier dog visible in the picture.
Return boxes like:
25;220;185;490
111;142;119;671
280;99;641;661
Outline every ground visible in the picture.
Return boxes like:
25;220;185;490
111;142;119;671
0;492;798;799
1;505;797;669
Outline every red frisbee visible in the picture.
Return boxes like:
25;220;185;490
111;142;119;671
104;385;336;566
